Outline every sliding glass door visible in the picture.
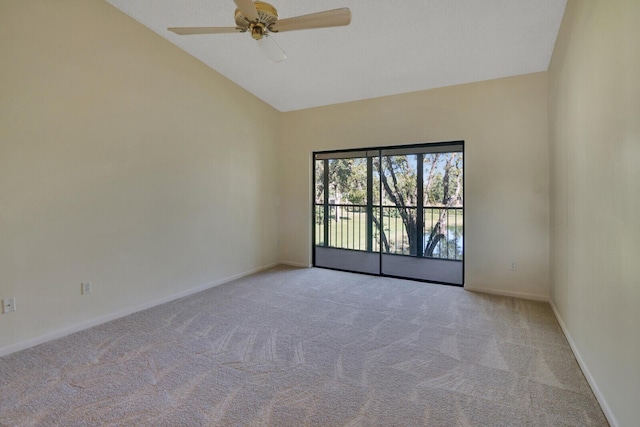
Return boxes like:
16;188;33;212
313;142;464;285
314;150;380;274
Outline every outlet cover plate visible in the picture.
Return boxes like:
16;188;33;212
81;282;92;295
3;297;16;314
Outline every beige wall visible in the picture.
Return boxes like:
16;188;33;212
548;1;640;426
281;73;550;299
0;0;280;352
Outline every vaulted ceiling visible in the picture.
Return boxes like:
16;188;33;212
106;0;567;112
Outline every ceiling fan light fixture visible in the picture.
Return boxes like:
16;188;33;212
250;23;265;40
257;34;287;62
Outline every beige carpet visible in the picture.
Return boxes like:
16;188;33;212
0;266;607;426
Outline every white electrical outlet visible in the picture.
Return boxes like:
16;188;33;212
510;261;517;271
2;297;16;314
81;282;92;295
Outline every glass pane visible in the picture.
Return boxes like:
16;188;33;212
328;158;367;205
372;156;380;205
372;207;383;253
323;157;369;252
423;152;463;207
423;208;464;260
380;155;418;255
314;205;323;246
326;205;368;251
381;155;418;207
423;152;463;260
381;206;415;255
315;160;324;204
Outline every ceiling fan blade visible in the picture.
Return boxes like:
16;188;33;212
168;27;241;35
270;8;351;33
257;35;287;62
234;0;260;22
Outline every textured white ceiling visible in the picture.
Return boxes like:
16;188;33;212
105;0;567;112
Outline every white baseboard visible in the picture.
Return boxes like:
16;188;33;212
464;285;549;302
548;300;618;427
0;262;278;358
279;260;312;268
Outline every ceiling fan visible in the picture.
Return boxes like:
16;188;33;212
168;0;351;62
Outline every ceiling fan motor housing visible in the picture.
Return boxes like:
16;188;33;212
235;1;279;39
